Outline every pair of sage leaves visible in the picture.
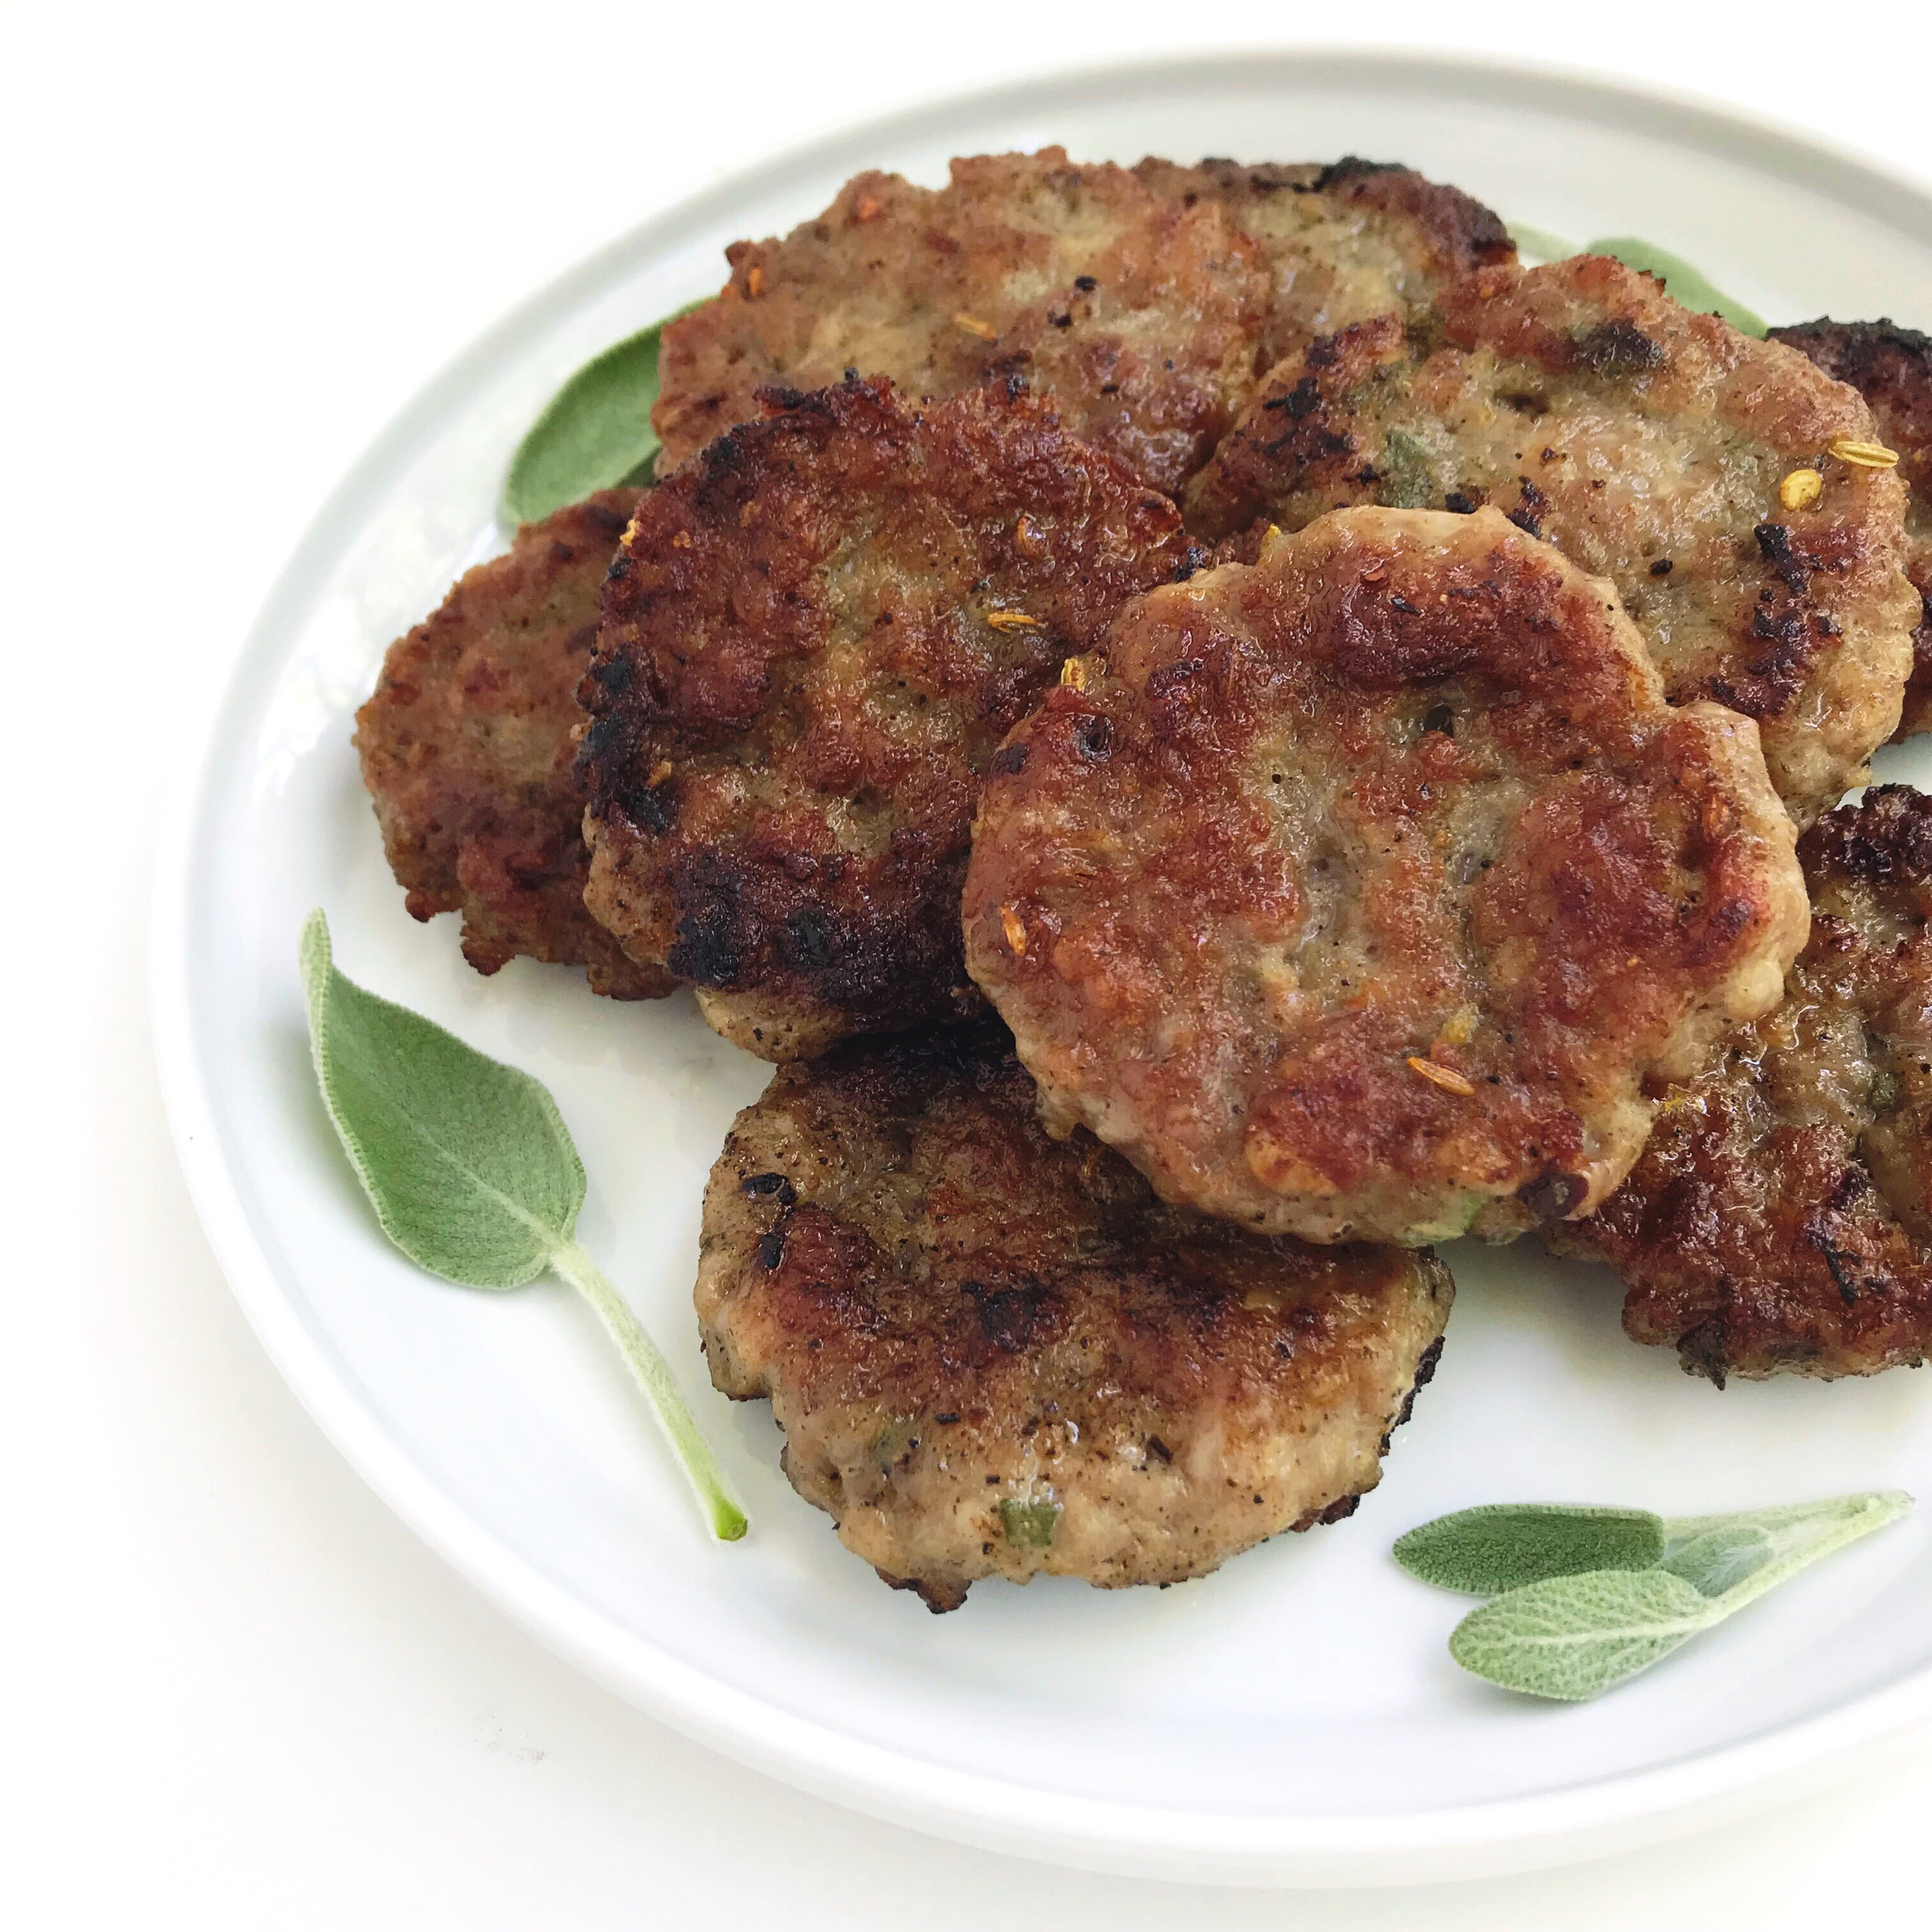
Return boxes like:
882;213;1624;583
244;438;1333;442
500;235;1763;534
1395;1492;1908;1700
300;911;747;1540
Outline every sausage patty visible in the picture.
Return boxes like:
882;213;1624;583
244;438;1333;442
354;491;670;999
1551;786;1932;1383
698;1025;1453;1609
652;149;1271;496
1187;256;1919;819
654;150;1514;499
577;375;1195;1061
1131;155;1515;370
1769;319;1932;738
964;507;1807;1246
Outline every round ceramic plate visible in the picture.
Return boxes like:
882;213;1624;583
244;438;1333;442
152;50;1932;1887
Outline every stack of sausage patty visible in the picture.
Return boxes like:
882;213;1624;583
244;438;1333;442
355;148;1932;1607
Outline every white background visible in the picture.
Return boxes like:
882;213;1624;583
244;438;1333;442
10;3;1932;1923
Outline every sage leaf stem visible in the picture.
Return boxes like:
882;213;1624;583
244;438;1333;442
548;1239;748;1541
300;910;747;1541
1658;1492;1909;1613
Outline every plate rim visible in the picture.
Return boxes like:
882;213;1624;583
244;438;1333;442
149;44;1932;1885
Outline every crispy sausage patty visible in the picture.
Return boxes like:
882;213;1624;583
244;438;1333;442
577;376;1195;1061
698;1026;1453;1609
1131;155;1515;370
1770;319;1932;738
655;151;1514;501
652;149;1271;496
965;507;1807;1246
1188;256;1919;818
354;491;669;999
1552;786;1932;1383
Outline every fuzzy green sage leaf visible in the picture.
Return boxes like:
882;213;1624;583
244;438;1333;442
1657;1494;1905;1600
1584;236;1767;337
1405;1490;1908;1700
1395;1503;1665;1595
1450;1567;1717;1701
299;910;747;1540
500;303;700;529
1506;222;1575;265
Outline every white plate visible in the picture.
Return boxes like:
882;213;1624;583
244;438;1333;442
152;50;1932;1887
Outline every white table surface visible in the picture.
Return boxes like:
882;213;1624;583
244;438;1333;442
12;4;1932;1922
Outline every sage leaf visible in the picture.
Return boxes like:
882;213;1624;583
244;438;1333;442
299;910;583;1285
1584;236;1768;337
1448;1568;1719;1701
1394;1503;1665;1595
1659;1492;1911;1611
499;303;700;528
1660;1522;1774;1598
300;910;747;1540
1506;222;1575;264
1411;1489;1910;1700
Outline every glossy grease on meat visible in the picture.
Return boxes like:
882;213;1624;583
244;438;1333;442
1188;256;1919;818
698;1027;1453;1608
1770;319;1932;738
578;376;1195;1061
965;507;1807;1246
1553;786;1932;1382
354;491;670;998
653;150;1271;496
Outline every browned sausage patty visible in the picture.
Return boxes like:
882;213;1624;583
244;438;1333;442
654;150;1514;499
652;149;1271;496
1768;319;1932;738
1131;155;1515;370
699;1025;1453;1609
964;507;1807;1247
354;491;670;999
1552;786;1932;1383
577;376;1197;1061
1187;256;1919;820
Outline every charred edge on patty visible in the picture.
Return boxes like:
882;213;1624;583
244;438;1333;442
577;374;1191;1050
353;489;672;999
1560;785;1932;1381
